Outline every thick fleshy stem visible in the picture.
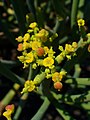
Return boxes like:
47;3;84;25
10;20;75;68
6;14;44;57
71;0;79;28
13;64;32;120
31;97;50;120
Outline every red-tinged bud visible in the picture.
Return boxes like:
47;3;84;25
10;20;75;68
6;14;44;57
5;104;14;111
54;82;63;91
36;47;44;56
17;43;23;51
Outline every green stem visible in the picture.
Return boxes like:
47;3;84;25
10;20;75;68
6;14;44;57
28;64;33;80
0;83;20;115
31;97;50;120
71;0;79;28
13;93;28;120
51;90;90;103
73;64;81;78
13;64;32;120
53;19;61;33
65;78;90;86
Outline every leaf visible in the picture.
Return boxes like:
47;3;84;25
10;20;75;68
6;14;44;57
0;62;25;85
10;0;26;34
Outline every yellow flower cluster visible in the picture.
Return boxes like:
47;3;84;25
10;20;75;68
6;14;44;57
16;22;56;69
21;80;36;93
17;22;79;92
52;70;67;91
56;42;78;64
3;104;14;120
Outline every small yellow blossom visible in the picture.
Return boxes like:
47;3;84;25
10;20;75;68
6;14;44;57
44;46;49;56
29;22;37;29
52;72;62;82
23;33;30;41
36;59;43;66
48;47;55;58
16;36;23;42
32;63;37;69
43;57;54;67
60;70;67;76
18;56;25;62
25;52;34;63
31;41;41;50
3;104;14;120
72;42;78;49
45;68;50;74
58;46;64;51
35;29;49;42
77;19;85;27
65;44;74;53
21;80;35;93
23;41;30;50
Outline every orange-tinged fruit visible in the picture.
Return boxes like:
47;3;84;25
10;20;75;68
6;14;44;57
36;47;44;56
54;82;63;91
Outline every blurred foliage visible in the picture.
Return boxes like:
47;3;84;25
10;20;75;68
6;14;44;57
0;0;90;120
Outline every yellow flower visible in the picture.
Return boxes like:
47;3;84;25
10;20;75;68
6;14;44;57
23;33;30;41
23;41;30;50
52;72;62;82
58;46;64;51
60;70;67;76
29;22;37;29
35;29;49;42
36;59;43;66
21;80;35;93
65;44;74;53
25;52;34;63
16;36;23;42
18;56;25;62
43;57;54;67
32;63;37;69
72;42;78;49
3;104;14;120
48;47;55;58
44;46;49;56
77;19;85;27
31;41;41;50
